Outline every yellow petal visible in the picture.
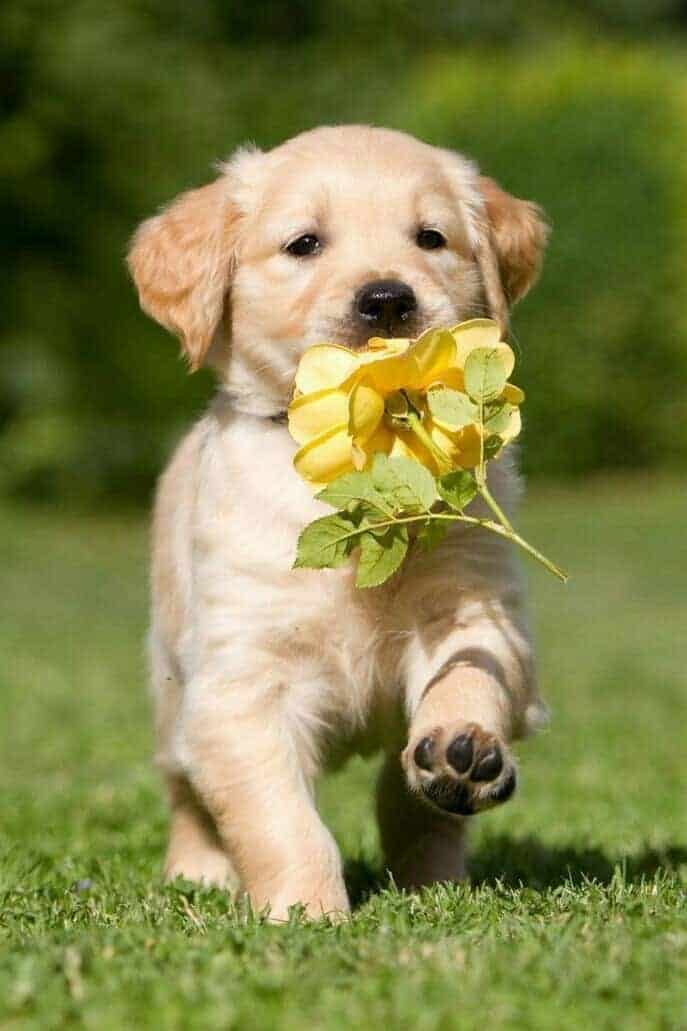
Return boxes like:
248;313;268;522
356;352;414;394
347;379;384;444
426;419;482;469
430;367;466;393
453;424;484;469
293;424;354;485
451;319;503;367
428;420;461;457
294;344;360;394
390;428;439;473
351;443;367;471
389;434;411;460
351;422;395;470
363;337;411;356
502;382;525;405
407;328;457;388
287;388;349;445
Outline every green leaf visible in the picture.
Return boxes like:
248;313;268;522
357;503;392;536
483;435;504;460
316;470;391;515
294;513;358;570
464;347;514;403
484;402;517;436
355;525;409;588
370;454;437;514
426;387;478;429
437;470;478;512
417;519;449;552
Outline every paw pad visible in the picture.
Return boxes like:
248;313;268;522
445;733;474;774
406;722;516;816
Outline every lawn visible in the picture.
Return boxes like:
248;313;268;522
1;479;686;1030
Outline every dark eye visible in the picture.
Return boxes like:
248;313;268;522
285;234;322;258
416;228;447;251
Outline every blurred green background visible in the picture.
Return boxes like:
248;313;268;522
2;9;687;1023
3;0;687;504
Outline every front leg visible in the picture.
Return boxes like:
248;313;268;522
181;676;349;922
379;668;515;891
380;586;543;887
403;668;517;817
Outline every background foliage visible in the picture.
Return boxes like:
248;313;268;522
2;0;687;503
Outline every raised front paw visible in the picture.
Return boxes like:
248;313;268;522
403;722;517;816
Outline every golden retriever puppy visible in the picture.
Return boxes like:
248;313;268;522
128;125;548;920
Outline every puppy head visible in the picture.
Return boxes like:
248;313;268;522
128;126;547;415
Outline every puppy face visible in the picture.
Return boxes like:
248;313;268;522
129;126;547;415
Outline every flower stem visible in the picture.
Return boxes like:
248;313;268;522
328;510;568;582
431;512;567;581
474;519;568;582
406;413;453;475
478;479;515;534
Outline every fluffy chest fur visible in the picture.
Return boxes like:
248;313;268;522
154;399;523;768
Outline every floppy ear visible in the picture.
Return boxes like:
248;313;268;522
477;176;548;312
127;176;238;370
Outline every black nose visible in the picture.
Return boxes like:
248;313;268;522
355;279;417;333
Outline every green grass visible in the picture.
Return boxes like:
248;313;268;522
1;480;686;1030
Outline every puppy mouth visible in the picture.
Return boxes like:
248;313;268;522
332;313;425;350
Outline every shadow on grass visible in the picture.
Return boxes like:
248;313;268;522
344;858;388;909
344;839;687;908
470;835;687;890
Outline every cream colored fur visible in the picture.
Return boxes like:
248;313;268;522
128;125;548;921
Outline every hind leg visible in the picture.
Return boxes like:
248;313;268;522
377;752;468;890
164;773;236;887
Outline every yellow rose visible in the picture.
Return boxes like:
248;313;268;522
288;319;523;488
